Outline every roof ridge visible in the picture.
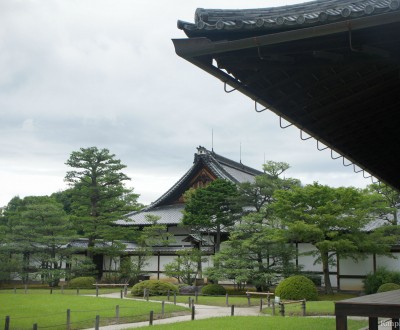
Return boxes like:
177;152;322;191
178;0;400;35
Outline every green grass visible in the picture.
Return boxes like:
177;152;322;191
0;293;189;329
137;292;357;312
0;287;122;295
132;316;368;330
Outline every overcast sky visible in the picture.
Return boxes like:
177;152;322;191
0;0;373;207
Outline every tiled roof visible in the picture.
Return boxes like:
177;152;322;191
178;0;400;36
117;204;185;226
119;146;262;226
142;146;262;210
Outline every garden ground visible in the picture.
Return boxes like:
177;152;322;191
88;293;380;330
86;293;391;330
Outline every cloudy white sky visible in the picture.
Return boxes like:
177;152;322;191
0;0;372;207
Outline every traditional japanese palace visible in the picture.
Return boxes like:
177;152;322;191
115;146;262;274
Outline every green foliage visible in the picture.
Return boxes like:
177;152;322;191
275;275;318;301
1;196;75;284
377;282;400;293
201;284;226;296
273;183;398;294
68;276;96;289
182;179;239;252
64;147;141;274
164;249;205;285
69;256;97;278
131;280;178;296
363;267;400;294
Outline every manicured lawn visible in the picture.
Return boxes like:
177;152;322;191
133;316;368;330
137;292;358;314
0;293;189;329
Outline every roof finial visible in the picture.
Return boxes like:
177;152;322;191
212;128;214;152
240;142;242;163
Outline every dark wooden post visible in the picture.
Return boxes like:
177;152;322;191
5;316;10;330
335;315;348;330
120;289;123;299
231;305;235;316
247;293;251;306
116;305;120;323
191;305;195;320
66;309;71;330
392;318;400;330
302;299;306;316
95;315;100;330
259;298;263;312
161;301;165;318
226;293;229;306
96;283;99;297
32;323;37;330
149;311;154;326
279;302;285;317
368;317;379;330
174;292;177;305
272;301;275;316
167;290;170;301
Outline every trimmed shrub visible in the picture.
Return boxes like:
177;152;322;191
201;284;226;296
275;275;318;301
131;280;178;296
377;282;400;293
68;277;96;289
363;268;400;294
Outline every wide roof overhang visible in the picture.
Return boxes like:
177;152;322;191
173;7;400;191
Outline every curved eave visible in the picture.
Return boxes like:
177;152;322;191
173;10;400;191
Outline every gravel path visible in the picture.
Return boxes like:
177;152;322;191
83;292;263;329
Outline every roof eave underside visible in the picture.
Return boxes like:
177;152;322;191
173;10;400;191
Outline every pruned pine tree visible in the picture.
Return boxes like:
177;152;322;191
64;147;141;276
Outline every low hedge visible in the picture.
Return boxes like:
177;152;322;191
67;277;96;289
275;275;318;301
131;280;178;296
363;268;400;294
377;282;400;293
201;284;226;296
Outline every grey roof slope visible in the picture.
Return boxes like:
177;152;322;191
120;146;262;226
115;204;185;226
178;0;399;37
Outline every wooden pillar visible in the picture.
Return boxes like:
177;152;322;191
157;252;160;280
335;315;347;330
373;253;377;273
336;253;340;292
368;317;378;330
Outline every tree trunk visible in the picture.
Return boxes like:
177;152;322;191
321;250;333;294
216;224;221;253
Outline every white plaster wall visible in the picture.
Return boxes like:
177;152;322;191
143;256;159;272
339;255;374;276
297;243;338;273
340;278;364;291
376;253;400;271
167;226;190;235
